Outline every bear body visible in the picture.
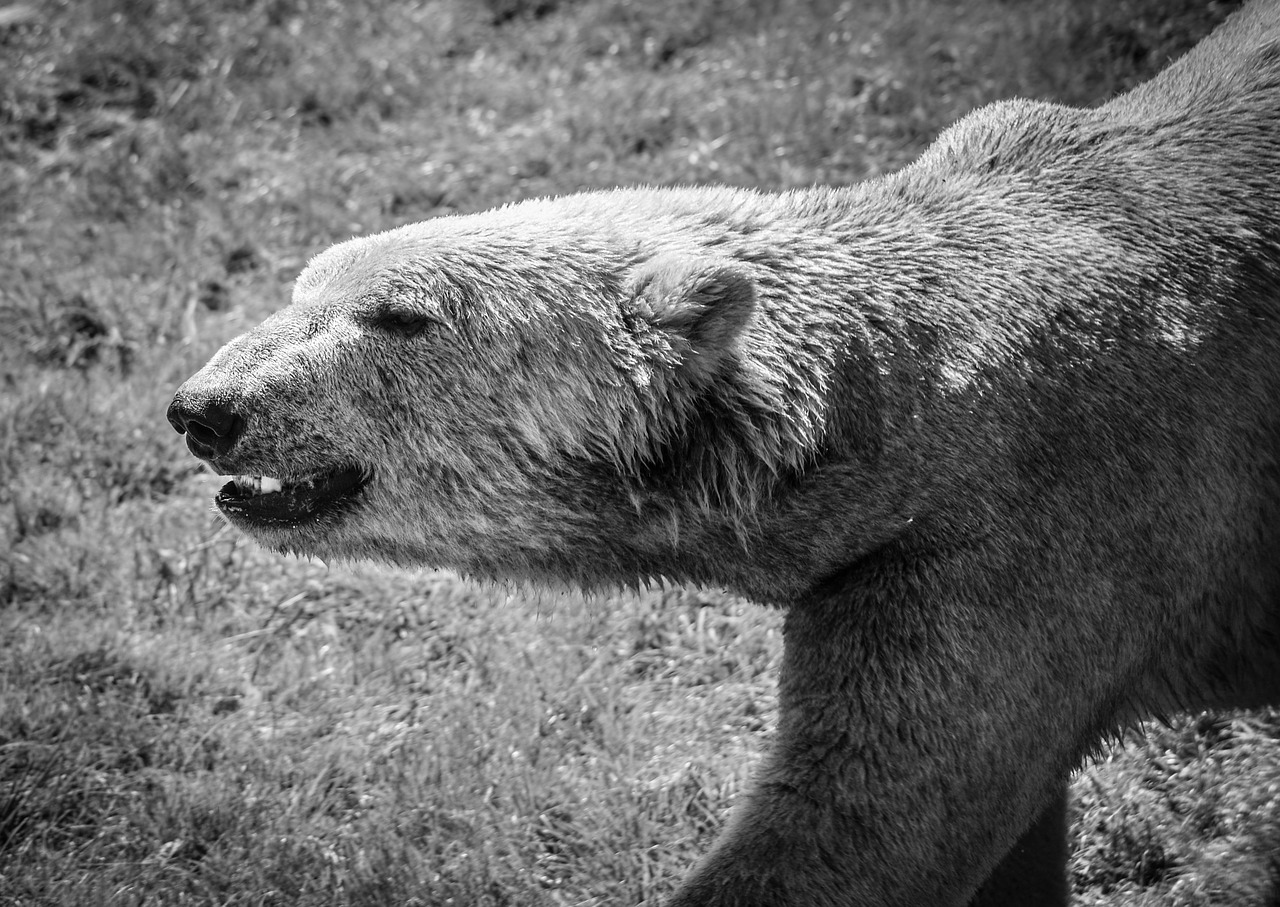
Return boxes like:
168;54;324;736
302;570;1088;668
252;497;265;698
169;2;1280;903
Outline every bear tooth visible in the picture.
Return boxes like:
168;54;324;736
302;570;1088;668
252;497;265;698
229;475;284;495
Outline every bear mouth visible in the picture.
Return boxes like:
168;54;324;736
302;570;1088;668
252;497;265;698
215;465;370;527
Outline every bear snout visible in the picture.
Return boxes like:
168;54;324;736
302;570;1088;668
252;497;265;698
167;393;245;461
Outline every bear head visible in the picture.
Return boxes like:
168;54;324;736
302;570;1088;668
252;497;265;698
169;188;886;594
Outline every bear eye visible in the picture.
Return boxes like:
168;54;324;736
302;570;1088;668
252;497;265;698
368;306;443;337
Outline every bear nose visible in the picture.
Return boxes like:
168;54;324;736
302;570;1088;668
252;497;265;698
167;395;244;458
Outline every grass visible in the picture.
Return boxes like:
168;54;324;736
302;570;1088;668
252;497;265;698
2;0;1276;904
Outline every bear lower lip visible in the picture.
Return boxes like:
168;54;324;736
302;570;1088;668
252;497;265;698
215;466;369;526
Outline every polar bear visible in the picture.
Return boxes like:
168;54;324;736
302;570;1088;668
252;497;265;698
168;2;1280;903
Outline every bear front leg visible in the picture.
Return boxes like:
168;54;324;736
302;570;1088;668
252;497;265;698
664;774;927;906
667;585;1078;907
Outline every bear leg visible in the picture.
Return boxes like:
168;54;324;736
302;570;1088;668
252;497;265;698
968;787;1068;907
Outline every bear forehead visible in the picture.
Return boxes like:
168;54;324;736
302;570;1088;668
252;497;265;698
296;184;798;288
295;232;619;317
288;185;831;323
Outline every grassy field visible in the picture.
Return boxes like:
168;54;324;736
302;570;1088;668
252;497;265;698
3;0;1279;904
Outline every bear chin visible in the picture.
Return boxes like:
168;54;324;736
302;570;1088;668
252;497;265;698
214;464;370;529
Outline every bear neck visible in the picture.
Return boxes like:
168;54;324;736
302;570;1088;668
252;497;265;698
571;109;1260;603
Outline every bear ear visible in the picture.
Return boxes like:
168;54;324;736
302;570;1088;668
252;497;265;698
627;252;756;380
